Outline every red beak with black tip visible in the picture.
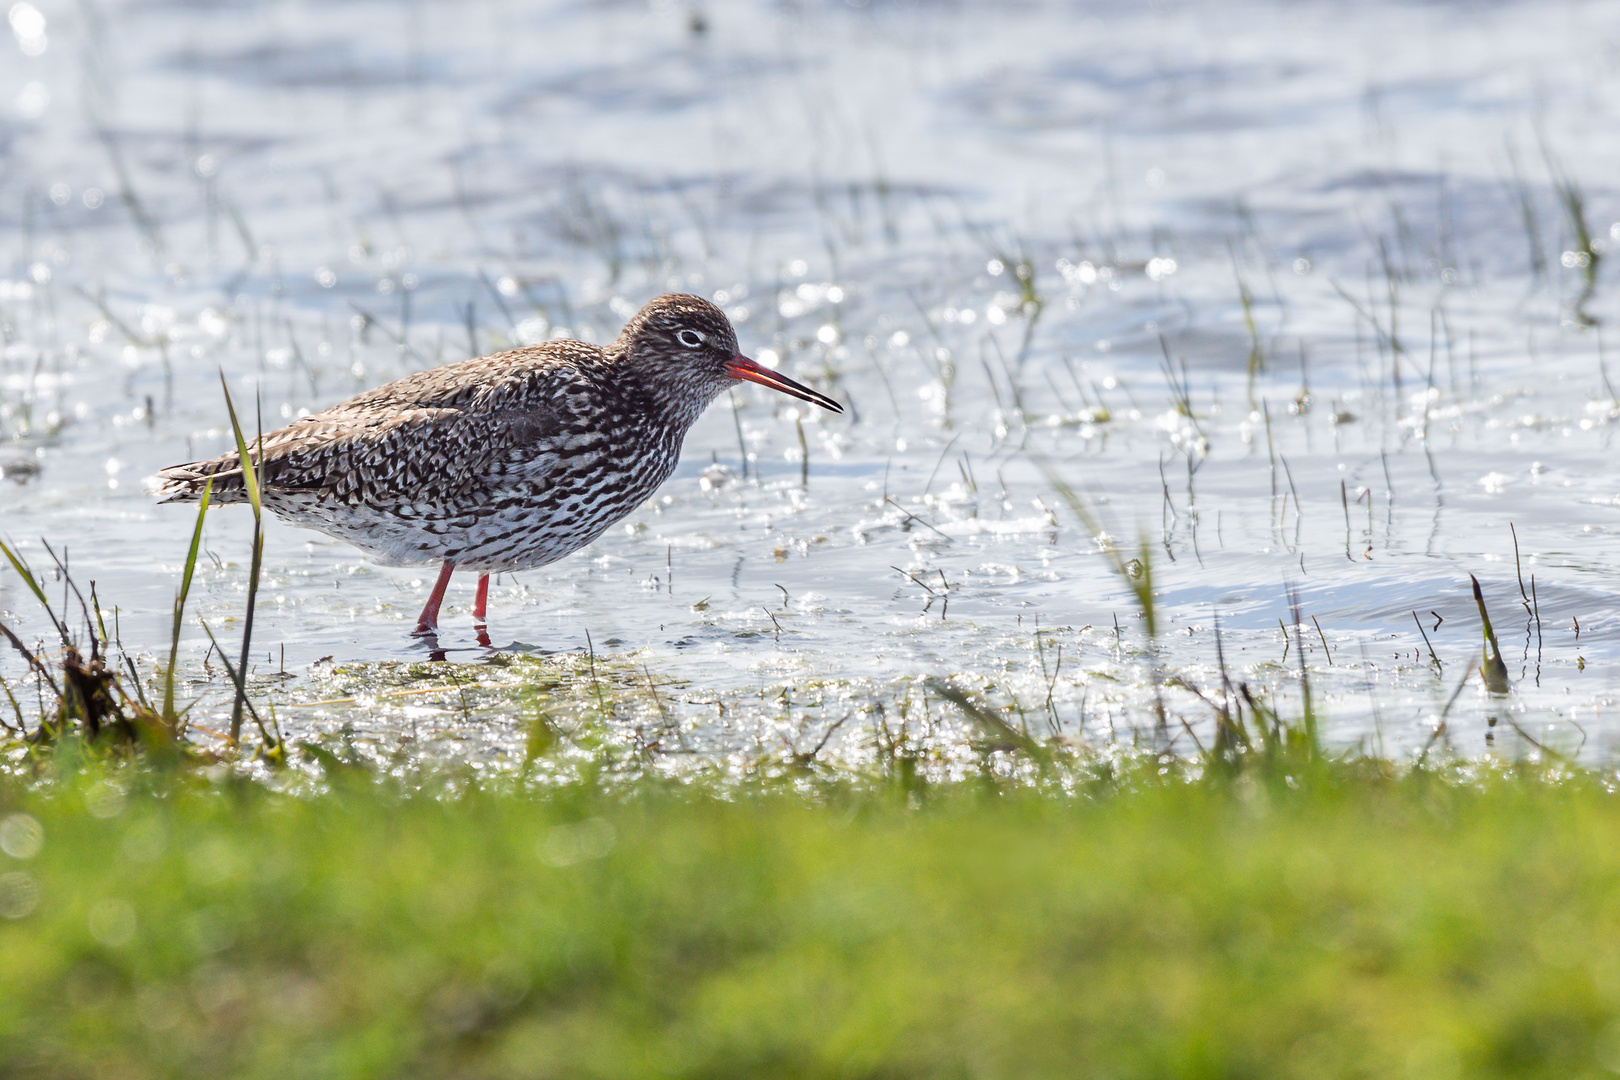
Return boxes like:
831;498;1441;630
725;355;844;414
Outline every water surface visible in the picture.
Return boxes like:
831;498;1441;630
5;0;1620;767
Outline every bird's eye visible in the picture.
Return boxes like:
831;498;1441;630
676;329;705;348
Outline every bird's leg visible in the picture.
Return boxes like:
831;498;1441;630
414;560;456;635
473;574;490;624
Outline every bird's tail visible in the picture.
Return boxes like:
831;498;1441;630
146;458;252;504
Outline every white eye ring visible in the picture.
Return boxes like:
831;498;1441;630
676;329;705;348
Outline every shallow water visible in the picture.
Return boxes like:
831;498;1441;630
5;0;1620;767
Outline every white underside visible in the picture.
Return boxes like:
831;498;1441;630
263;469;661;573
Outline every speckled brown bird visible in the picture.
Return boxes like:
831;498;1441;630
153;294;843;635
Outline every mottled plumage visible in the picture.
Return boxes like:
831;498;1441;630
154;294;842;632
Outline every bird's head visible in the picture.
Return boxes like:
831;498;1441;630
617;294;843;424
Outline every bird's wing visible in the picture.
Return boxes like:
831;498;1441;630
153;346;596;505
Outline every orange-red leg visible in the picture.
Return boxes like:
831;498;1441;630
474;574;490;623
414;560;456;634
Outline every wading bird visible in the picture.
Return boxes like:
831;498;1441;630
154;294;842;637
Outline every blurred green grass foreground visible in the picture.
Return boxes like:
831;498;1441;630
4;759;1620;1079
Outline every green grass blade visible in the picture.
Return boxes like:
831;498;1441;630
1470;574;1512;694
87;582;110;646
928;678;1052;768
163;476;213;723
177;477;213;611
217;374;266;745
232;527;264;745
1035;459;1158;641
218;371;263;517
0;670;25;732
201;618;277;754
0;537;71;647
0;538;53;614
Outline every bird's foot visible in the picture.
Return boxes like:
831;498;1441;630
410;628;448;662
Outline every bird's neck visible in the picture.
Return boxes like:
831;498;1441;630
605;349;721;435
